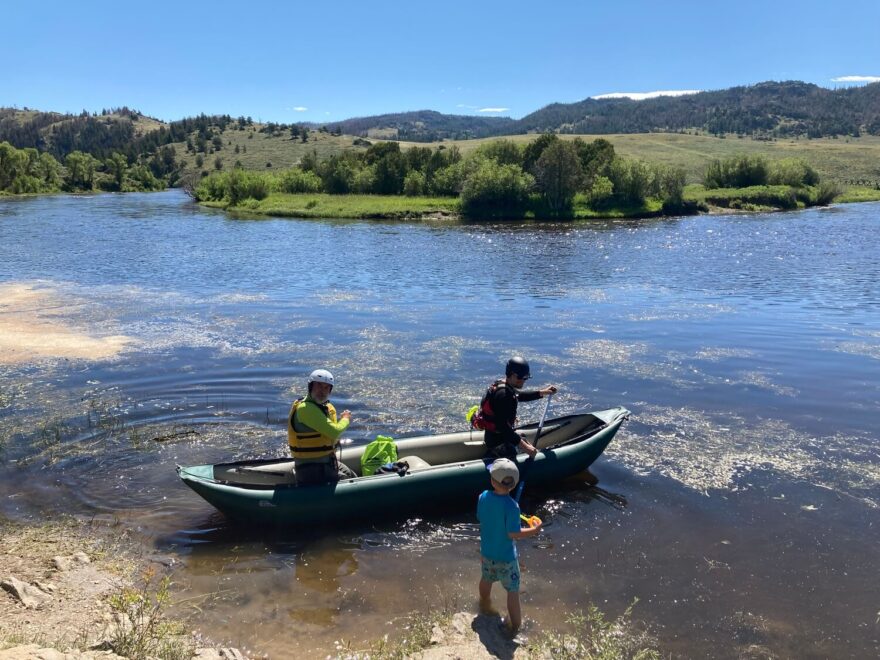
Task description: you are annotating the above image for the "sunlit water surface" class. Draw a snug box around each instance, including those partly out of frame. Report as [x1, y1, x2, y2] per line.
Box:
[1, 190, 878, 658]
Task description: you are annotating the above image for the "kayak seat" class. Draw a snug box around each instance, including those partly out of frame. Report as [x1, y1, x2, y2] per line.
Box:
[398, 455, 432, 471]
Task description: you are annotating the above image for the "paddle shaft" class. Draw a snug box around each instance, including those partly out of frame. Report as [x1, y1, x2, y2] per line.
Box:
[514, 392, 553, 503]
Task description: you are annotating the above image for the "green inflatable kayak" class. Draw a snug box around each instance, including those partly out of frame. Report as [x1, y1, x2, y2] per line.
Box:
[177, 406, 629, 526]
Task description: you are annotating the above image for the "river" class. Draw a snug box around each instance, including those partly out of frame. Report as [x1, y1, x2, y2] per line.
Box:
[1, 189, 878, 658]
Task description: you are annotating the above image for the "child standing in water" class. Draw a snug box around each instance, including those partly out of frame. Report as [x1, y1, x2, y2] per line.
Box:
[477, 458, 543, 635]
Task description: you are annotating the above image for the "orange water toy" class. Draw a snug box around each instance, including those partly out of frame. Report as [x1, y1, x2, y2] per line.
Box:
[520, 514, 542, 528]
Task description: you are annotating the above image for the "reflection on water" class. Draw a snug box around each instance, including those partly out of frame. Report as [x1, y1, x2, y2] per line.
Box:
[1, 191, 879, 657]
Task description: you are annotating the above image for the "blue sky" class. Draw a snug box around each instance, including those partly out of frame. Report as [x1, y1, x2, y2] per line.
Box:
[3, 0, 879, 123]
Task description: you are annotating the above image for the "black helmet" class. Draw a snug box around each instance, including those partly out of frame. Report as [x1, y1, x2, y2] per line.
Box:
[505, 356, 531, 379]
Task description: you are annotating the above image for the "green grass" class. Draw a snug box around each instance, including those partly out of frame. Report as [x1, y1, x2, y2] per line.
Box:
[836, 184, 880, 203]
[221, 192, 460, 219]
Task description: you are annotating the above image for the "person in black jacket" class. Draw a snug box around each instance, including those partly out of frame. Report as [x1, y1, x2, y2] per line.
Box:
[476, 357, 558, 460]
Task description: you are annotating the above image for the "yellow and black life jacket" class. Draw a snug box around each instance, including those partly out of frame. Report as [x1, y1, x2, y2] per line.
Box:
[287, 397, 338, 459]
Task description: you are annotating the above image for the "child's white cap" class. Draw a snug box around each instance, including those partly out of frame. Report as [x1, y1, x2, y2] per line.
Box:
[488, 458, 519, 488]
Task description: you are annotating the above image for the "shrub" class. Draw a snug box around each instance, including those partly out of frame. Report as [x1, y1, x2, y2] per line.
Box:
[587, 176, 614, 203]
[703, 185, 798, 209]
[194, 170, 269, 204]
[460, 160, 534, 218]
[430, 161, 469, 196]
[351, 165, 376, 194]
[527, 600, 659, 660]
[608, 158, 657, 205]
[403, 170, 426, 196]
[9, 174, 43, 194]
[813, 180, 842, 205]
[473, 139, 523, 167]
[275, 167, 322, 194]
[768, 158, 820, 187]
[704, 155, 769, 188]
[534, 140, 583, 215]
[107, 568, 193, 660]
[227, 169, 269, 205]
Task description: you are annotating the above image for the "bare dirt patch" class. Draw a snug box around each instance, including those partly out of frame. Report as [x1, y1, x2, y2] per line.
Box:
[0, 283, 131, 365]
[0, 519, 131, 652]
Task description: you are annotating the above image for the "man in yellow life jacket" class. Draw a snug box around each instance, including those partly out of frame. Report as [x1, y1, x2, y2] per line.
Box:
[288, 369, 355, 486]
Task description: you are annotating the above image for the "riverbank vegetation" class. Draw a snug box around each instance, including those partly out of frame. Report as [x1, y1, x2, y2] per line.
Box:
[0, 141, 165, 194]
[194, 138, 852, 220]
[194, 135, 694, 219]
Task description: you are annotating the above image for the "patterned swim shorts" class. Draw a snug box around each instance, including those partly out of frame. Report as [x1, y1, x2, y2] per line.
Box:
[480, 556, 520, 592]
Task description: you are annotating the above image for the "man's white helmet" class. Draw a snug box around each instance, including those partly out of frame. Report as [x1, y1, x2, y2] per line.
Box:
[308, 369, 334, 386]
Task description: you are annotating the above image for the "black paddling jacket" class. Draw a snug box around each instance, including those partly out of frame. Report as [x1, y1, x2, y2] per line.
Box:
[482, 381, 542, 450]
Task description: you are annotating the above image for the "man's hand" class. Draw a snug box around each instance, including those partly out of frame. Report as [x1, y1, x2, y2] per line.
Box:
[341, 410, 351, 421]
[518, 437, 537, 458]
[540, 385, 558, 397]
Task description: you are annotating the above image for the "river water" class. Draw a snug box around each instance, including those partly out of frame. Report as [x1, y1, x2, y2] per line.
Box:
[0, 190, 877, 658]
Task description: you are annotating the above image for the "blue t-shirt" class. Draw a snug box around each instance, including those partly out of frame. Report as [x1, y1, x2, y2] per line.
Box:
[477, 490, 521, 562]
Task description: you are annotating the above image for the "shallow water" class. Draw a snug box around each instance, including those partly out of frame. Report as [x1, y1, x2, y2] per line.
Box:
[1, 190, 878, 657]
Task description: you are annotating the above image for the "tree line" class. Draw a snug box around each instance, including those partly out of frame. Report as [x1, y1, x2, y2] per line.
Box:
[194, 135, 692, 217]
[0, 141, 164, 194]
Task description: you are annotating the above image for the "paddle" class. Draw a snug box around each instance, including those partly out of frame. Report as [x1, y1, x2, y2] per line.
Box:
[514, 392, 553, 503]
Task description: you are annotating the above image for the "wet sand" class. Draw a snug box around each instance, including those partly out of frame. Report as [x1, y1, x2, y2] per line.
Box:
[0, 283, 131, 365]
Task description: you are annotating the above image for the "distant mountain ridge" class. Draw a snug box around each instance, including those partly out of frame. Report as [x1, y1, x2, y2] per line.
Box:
[514, 81, 880, 137]
[322, 110, 515, 141]
[326, 81, 880, 141]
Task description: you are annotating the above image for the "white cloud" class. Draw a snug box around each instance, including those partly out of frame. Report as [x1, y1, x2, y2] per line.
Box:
[592, 90, 701, 101]
[831, 75, 880, 83]
[292, 106, 308, 112]
[478, 107, 509, 113]
[456, 103, 478, 109]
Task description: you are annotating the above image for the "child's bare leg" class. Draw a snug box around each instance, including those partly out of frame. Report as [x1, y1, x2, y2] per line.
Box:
[506, 590, 522, 632]
[479, 579, 497, 614]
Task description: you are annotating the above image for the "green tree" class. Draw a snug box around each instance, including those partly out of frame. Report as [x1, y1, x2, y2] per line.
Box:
[0, 142, 27, 190]
[474, 139, 523, 167]
[460, 160, 534, 218]
[36, 152, 60, 189]
[534, 141, 583, 215]
[403, 170, 426, 196]
[351, 165, 376, 194]
[522, 133, 560, 173]
[608, 157, 654, 205]
[768, 158, 820, 186]
[573, 138, 615, 189]
[105, 152, 128, 191]
[127, 164, 162, 191]
[320, 154, 357, 193]
[275, 167, 322, 193]
[365, 142, 406, 194]
[64, 151, 100, 191]
[704, 155, 769, 188]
